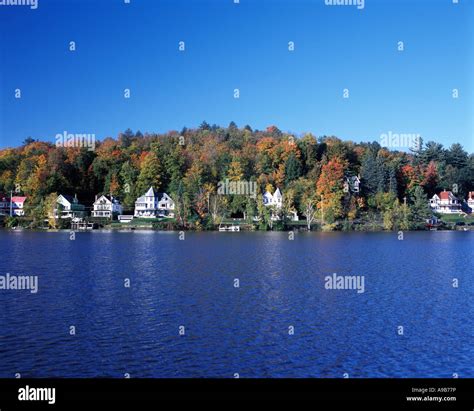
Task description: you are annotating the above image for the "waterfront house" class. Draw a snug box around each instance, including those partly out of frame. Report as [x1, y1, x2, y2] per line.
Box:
[54, 194, 86, 219]
[263, 188, 282, 221]
[134, 187, 175, 218]
[263, 188, 283, 208]
[0, 194, 26, 216]
[467, 192, 474, 212]
[10, 196, 26, 216]
[262, 188, 298, 221]
[429, 190, 462, 214]
[91, 195, 123, 219]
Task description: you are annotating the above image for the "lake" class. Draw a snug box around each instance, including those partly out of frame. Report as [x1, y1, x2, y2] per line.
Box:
[0, 230, 472, 378]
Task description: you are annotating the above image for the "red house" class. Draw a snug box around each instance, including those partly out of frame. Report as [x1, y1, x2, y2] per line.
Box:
[0, 195, 27, 216]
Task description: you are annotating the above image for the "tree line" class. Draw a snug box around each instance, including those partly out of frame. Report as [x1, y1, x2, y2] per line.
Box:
[0, 122, 472, 230]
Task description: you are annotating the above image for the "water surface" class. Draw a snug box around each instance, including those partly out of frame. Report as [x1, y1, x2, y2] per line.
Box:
[0, 230, 472, 378]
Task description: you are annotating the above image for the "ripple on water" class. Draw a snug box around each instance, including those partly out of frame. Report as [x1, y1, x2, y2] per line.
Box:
[0, 231, 472, 377]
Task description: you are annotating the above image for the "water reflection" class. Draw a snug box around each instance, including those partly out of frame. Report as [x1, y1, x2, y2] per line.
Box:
[0, 231, 472, 377]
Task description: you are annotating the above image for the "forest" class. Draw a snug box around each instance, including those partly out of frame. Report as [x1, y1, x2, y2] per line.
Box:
[0, 122, 473, 230]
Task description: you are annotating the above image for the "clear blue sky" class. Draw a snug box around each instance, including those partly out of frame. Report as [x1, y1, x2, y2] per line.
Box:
[0, 0, 473, 152]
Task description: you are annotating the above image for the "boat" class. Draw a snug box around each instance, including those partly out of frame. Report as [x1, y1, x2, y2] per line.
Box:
[71, 218, 95, 230]
[218, 224, 240, 232]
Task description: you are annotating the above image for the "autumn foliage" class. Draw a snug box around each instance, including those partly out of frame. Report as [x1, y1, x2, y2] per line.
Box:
[0, 124, 472, 230]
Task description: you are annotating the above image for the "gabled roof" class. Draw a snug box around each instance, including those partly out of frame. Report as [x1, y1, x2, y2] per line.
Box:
[144, 187, 156, 197]
[94, 195, 112, 204]
[439, 191, 456, 200]
[11, 196, 26, 203]
[156, 193, 171, 201]
[58, 194, 83, 205]
[0, 195, 27, 203]
[59, 194, 74, 204]
[136, 190, 172, 203]
[273, 188, 282, 198]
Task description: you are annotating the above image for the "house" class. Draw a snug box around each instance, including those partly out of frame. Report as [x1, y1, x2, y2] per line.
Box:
[10, 196, 26, 216]
[344, 175, 360, 194]
[429, 190, 462, 214]
[91, 195, 123, 219]
[134, 187, 175, 218]
[0, 194, 10, 216]
[263, 188, 282, 208]
[54, 194, 86, 219]
[0, 194, 27, 216]
[467, 192, 474, 211]
[262, 188, 298, 221]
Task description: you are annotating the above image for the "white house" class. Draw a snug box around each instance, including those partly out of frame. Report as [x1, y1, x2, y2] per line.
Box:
[91, 195, 123, 219]
[467, 192, 474, 211]
[134, 187, 175, 218]
[429, 190, 462, 214]
[54, 194, 86, 219]
[0, 195, 27, 216]
[262, 188, 298, 221]
[263, 188, 282, 208]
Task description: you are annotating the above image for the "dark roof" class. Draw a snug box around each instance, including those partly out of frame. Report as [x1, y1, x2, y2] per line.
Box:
[62, 194, 75, 203]
[97, 195, 121, 203]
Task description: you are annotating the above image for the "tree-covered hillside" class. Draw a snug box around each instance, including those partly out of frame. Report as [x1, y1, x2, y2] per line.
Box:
[0, 122, 472, 230]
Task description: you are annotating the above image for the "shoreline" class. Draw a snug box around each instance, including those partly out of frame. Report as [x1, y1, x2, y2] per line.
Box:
[3, 214, 473, 233]
[1, 226, 472, 233]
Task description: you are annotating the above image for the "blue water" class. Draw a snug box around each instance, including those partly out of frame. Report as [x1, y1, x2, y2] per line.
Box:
[0, 230, 472, 378]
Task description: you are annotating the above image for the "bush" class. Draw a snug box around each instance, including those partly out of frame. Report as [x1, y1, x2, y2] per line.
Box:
[5, 216, 18, 228]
